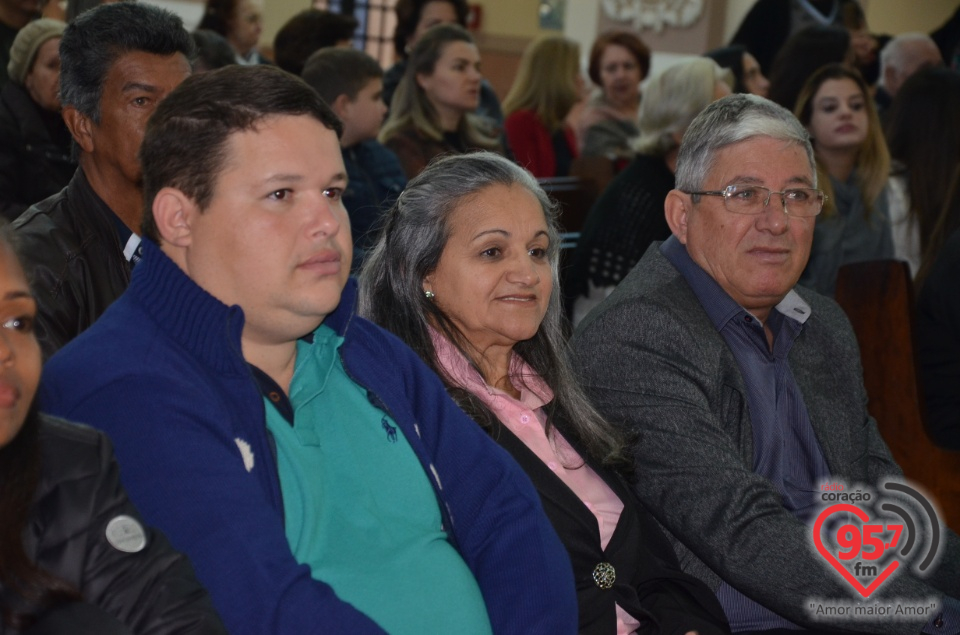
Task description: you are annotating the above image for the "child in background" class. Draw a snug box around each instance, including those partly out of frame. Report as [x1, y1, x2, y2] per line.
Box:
[301, 48, 406, 271]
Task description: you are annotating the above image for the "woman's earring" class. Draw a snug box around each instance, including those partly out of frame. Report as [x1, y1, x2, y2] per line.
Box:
[424, 290, 435, 299]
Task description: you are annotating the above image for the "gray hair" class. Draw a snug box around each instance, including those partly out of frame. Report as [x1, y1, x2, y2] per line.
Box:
[359, 151, 626, 467]
[674, 93, 816, 193]
[633, 57, 733, 156]
[879, 32, 939, 85]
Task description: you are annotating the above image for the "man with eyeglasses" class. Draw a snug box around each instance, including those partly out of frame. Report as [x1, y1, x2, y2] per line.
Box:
[571, 94, 960, 634]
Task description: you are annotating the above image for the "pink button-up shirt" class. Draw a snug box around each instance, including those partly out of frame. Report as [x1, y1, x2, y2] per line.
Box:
[432, 332, 641, 635]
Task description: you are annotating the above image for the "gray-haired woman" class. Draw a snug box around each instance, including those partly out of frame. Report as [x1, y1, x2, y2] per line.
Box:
[359, 151, 730, 635]
[567, 57, 731, 325]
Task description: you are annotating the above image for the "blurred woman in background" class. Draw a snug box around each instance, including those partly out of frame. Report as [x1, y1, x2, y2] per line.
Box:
[197, 0, 266, 64]
[916, 166, 960, 451]
[380, 23, 503, 179]
[795, 63, 892, 295]
[885, 66, 960, 278]
[577, 31, 649, 163]
[502, 35, 581, 178]
[703, 43, 769, 97]
[0, 19, 74, 220]
[384, 0, 502, 124]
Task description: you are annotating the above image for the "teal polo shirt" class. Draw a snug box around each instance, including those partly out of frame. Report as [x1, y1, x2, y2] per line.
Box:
[260, 325, 491, 635]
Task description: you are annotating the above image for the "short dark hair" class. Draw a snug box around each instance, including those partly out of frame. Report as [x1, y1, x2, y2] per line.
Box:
[140, 65, 342, 244]
[587, 30, 650, 87]
[704, 44, 748, 93]
[393, 0, 467, 59]
[191, 29, 236, 72]
[59, 2, 194, 122]
[273, 9, 358, 76]
[196, 0, 237, 37]
[301, 47, 383, 105]
[767, 25, 850, 110]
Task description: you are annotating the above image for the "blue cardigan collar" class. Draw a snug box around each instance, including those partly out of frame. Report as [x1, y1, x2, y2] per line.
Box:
[130, 240, 358, 375]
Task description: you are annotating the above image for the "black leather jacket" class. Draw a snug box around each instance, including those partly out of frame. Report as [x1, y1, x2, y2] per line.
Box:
[8, 416, 227, 634]
[12, 170, 131, 358]
[0, 82, 75, 221]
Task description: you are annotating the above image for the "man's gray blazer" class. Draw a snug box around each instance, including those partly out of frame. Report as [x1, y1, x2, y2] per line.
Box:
[571, 244, 960, 633]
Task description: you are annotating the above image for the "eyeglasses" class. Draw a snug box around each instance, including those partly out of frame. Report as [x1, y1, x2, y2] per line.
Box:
[683, 184, 826, 217]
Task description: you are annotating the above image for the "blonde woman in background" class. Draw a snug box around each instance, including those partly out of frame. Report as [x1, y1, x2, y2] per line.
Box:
[502, 35, 582, 178]
[794, 63, 892, 296]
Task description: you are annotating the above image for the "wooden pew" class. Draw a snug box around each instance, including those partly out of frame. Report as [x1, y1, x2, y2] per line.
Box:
[835, 260, 960, 532]
[537, 155, 614, 235]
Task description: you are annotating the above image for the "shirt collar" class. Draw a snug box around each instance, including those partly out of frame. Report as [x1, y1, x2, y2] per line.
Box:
[775, 289, 812, 324]
[111, 212, 132, 245]
[660, 234, 812, 331]
[290, 324, 342, 403]
[234, 50, 259, 65]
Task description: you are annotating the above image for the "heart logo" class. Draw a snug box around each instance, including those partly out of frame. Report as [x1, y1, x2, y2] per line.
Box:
[813, 503, 900, 598]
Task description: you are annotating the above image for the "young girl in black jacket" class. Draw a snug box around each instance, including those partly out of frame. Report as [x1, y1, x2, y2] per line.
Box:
[0, 223, 226, 635]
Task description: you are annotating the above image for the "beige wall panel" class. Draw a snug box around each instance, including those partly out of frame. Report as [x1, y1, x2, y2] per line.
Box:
[864, 0, 957, 36]
[724, 0, 959, 43]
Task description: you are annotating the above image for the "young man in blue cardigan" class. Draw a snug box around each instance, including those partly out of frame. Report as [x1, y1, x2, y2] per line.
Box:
[40, 65, 576, 635]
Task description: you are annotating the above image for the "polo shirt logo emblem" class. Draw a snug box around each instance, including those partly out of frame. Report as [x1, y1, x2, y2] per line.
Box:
[381, 417, 397, 443]
[235, 437, 255, 472]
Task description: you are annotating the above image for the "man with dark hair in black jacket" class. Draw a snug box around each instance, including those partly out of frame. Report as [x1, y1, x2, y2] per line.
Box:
[12, 2, 192, 358]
